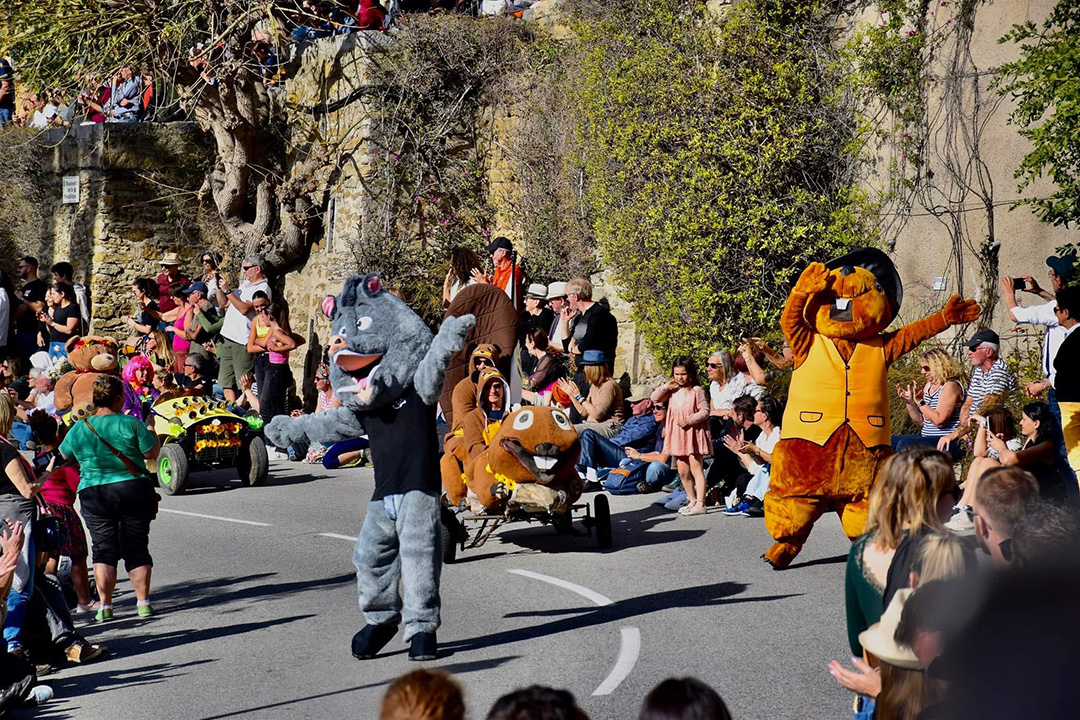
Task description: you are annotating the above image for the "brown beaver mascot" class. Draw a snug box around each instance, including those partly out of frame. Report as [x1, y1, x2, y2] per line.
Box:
[763, 248, 979, 569]
[467, 406, 583, 514]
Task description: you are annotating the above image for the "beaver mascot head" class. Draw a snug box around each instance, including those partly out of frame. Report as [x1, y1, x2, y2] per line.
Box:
[804, 248, 904, 340]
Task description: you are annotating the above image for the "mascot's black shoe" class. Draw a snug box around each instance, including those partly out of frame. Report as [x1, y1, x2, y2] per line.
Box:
[408, 632, 438, 661]
[352, 624, 399, 659]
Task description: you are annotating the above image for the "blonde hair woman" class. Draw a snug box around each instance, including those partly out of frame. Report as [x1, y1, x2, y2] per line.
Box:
[829, 450, 958, 715]
[893, 348, 966, 460]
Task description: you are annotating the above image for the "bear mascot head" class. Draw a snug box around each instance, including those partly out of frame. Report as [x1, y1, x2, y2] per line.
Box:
[53, 336, 121, 424]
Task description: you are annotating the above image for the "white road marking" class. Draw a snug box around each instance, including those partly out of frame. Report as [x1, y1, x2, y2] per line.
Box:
[158, 509, 272, 527]
[592, 628, 641, 696]
[507, 569, 640, 696]
[318, 533, 358, 542]
[507, 569, 613, 607]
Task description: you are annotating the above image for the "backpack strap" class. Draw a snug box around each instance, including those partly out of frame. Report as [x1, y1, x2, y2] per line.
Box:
[84, 418, 145, 479]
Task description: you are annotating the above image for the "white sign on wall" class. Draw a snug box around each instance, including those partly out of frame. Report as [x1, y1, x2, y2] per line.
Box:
[62, 176, 80, 204]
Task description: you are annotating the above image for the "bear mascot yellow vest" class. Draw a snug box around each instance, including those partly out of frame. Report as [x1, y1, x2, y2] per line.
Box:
[763, 248, 979, 569]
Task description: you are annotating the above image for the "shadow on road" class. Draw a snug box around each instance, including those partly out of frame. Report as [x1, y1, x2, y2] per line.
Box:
[143, 572, 355, 614]
[445, 581, 800, 654]
[489, 501, 706, 558]
[784, 554, 848, 570]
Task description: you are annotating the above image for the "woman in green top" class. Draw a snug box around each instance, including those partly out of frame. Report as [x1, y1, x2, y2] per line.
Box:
[829, 448, 957, 716]
[60, 375, 161, 622]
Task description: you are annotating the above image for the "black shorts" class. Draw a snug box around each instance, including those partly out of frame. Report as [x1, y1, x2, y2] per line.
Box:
[78, 479, 156, 571]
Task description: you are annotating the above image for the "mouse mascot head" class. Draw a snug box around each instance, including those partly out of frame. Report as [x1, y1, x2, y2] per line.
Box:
[763, 247, 979, 570]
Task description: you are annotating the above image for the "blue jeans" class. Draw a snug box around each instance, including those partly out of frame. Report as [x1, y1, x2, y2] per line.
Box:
[0, 107, 11, 127]
[352, 490, 441, 640]
[2, 518, 34, 650]
[644, 460, 675, 488]
[891, 433, 962, 463]
[578, 429, 626, 472]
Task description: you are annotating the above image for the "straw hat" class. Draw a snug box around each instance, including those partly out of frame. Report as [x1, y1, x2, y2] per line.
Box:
[526, 283, 548, 299]
[859, 589, 922, 670]
[159, 252, 183, 266]
[547, 281, 567, 300]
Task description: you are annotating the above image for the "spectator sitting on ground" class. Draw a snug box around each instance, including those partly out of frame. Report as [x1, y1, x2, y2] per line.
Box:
[379, 668, 464, 720]
[703, 394, 760, 505]
[144, 330, 174, 375]
[356, 0, 389, 30]
[104, 67, 141, 122]
[723, 395, 783, 517]
[969, 466, 1038, 567]
[486, 685, 590, 720]
[638, 677, 733, 720]
[576, 393, 673, 492]
[558, 350, 625, 439]
[301, 364, 340, 464]
[76, 73, 110, 124]
[893, 347, 966, 460]
[176, 354, 211, 396]
[937, 328, 1017, 451]
[520, 283, 554, 375]
[952, 408, 1019, 521]
[520, 328, 564, 402]
[50, 262, 90, 329]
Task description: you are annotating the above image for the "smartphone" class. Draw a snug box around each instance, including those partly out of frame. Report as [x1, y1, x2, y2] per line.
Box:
[1011, 277, 1029, 291]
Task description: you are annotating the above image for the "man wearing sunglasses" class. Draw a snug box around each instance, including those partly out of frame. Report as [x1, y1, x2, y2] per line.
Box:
[215, 254, 271, 403]
[576, 395, 674, 493]
[970, 466, 1038, 566]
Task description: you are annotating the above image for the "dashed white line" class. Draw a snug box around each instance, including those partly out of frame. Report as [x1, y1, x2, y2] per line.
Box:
[592, 628, 641, 696]
[507, 569, 640, 696]
[157, 508, 273, 527]
[318, 532, 359, 542]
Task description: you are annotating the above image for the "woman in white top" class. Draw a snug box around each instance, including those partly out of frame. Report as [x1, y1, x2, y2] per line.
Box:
[709, 350, 764, 421]
[724, 395, 783, 514]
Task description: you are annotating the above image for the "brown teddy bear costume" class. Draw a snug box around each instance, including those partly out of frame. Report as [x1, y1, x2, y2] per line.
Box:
[52, 337, 122, 424]
[763, 248, 979, 569]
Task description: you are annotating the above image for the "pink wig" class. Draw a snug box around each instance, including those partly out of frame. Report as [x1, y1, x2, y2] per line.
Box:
[122, 355, 155, 386]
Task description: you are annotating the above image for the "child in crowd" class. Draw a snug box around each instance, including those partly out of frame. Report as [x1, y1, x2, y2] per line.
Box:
[651, 356, 712, 516]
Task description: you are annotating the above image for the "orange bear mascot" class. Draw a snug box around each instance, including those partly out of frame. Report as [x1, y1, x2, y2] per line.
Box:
[763, 248, 979, 569]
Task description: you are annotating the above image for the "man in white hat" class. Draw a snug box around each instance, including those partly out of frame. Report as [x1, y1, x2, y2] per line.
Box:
[546, 281, 568, 351]
[156, 252, 191, 314]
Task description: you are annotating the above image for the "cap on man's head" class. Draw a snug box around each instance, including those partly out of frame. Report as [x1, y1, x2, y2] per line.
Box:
[1046, 252, 1077, 283]
[184, 281, 209, 295]
[526, 283, 547, 299]
[963, 328, 1000, 348]
[485, 236, 513, 255]
[547, 281, 567, 300]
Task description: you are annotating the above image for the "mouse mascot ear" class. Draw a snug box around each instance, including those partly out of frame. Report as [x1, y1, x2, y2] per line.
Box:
[826, 247, 903, 316]
[321, 295, 337, 319]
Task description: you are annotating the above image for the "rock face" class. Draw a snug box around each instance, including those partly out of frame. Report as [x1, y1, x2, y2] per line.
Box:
[30, 122, 211, 336]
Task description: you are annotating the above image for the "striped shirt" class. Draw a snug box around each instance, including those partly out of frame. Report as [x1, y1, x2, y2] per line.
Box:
[967, 358, 1016, 413]
[921, 380, 964, 438]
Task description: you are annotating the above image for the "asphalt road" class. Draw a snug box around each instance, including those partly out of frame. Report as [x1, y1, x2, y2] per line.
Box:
[19, 459, 855, 720]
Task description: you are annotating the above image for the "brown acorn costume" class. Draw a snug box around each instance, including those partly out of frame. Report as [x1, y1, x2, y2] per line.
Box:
[763, 248, 979, 569]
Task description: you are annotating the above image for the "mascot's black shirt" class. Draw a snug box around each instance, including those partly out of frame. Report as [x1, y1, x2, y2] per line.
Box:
[358, 387, 440, 500]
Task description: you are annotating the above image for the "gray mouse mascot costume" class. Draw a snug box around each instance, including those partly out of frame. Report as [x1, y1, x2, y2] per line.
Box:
[266, 274, 474, 661]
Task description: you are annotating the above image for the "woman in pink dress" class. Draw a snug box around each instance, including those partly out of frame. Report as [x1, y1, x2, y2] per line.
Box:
[652, 356, 712, 516]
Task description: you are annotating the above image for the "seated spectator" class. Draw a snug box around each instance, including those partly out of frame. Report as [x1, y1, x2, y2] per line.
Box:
[577, 394, 673, 491]
[252, 42, 283, 87]
[638, 677, 732, 720]
[937, 328, 1017, 451]
[301, 364, 340, 463]
[558, 350, 624, 439]
[955, 408, 1018, 512]
[893, 347, 965, 460]
[76, 73, 110, 124]
[977, 402, 1061, 502]
[121, 355, 159, 421]
[104, 67, 141, 122]
[969, 466, 1038, 566]
[722, 395, 783, 517]
[0, 358, 29, 401]
[705, 350, 737, 429]
[486, 686, 590, 720]
[520, 328, 564, 402]
[144, 330, 174, 374]
[176, 354, 211, 396]
[703, 395, 760, 504]
[20, 372, 55, 420]
[291, 1, 335, 43]
[379, 668, 464, 720]
[138, 69, 156, 121]
[356, 0, 389, 30]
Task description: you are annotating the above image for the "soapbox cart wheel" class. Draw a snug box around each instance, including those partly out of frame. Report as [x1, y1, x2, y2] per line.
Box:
[156, 444, 189, 496]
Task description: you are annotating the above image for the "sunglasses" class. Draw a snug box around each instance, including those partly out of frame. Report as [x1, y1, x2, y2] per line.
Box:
[653, 404, 667, 410]
[242, 265, 255, 271]
[184, 364, 197, 369]
[475, 359, 495, 367]
[706, 362, 721, 368]
[920, 365, 931, 371]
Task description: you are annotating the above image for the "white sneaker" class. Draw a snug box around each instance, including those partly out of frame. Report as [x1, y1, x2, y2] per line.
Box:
[268, 448, 289, 461]
[26, 685, 53, 706]
[945, 508, 975, 534]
